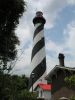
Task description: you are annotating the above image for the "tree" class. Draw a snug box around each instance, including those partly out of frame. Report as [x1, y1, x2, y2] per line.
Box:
[0, 73, 37, 100]
[64, 74, 75, 87]
[0, 74, 29, 100]
[17, 90, 37, 100]
[64, 74, 75, 100]
[0, 0, 25, 72]
[0, 0, 26, 100]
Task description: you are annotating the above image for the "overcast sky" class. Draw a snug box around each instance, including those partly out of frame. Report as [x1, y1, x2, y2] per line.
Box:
[11, 0, 75, 77]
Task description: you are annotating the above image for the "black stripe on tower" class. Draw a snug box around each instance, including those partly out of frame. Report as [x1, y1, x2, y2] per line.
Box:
[33, 24, 44, 39]
[29, 57, 46, 90]
[31, 37, 45, 61]
[29, 11, 46, 91]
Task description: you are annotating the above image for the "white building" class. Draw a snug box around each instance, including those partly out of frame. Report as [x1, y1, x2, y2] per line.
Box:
[35, 83, 51, 100]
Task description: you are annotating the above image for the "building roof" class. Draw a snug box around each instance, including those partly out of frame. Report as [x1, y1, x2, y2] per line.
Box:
[46, 65, 75, 79]
[38, 83, 51, 91]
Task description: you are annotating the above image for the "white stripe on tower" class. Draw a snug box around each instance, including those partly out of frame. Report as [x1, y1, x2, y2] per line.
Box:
[29, 11, 47, 92]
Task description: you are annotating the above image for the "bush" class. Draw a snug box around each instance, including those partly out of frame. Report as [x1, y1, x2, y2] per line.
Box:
[70, 96, 75, 100]
[17, 90, 37, 100]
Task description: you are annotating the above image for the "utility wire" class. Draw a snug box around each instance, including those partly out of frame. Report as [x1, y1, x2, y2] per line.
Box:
[10, 45, 27, 74]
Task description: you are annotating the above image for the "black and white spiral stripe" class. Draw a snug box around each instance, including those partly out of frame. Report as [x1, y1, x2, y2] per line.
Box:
[29, 23, 47, 91]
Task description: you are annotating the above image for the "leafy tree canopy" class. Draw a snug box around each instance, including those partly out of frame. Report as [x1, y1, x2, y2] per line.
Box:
[64, 74, 75, 87]
[0, 0, 25, 71]
[0, 74, 29, 100]
[64, 75, 75, 100]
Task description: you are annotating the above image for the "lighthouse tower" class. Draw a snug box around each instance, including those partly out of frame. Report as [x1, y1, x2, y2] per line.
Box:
[29, 11, 47, 91]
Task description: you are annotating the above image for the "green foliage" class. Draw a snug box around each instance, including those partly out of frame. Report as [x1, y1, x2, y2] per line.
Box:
[65, 75, 75, 99]
[70, 96, 75, 100]
[11, 75, 29, 91]
[64, 74, 75, 87]
[0, 74, 29, 100]
[0, 0, 25, 71]
[0, 74, 37, 100]
[17, 90, 37, 100]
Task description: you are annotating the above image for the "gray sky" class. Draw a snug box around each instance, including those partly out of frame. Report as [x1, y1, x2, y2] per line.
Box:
[11, 0, 75, 76]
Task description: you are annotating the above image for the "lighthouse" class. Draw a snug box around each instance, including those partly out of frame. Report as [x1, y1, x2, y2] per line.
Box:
[29, 11, 47, 92]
